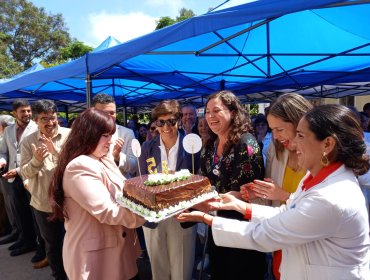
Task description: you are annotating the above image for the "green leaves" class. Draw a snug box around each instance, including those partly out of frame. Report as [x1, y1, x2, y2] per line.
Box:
[155, 8, 195, 30]
[0, 0, 71, 75]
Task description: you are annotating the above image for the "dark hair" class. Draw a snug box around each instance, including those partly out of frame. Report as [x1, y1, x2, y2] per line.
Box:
[253, 114, 270, 129]
[205, 90, 252, 155]
[363, 102, 370, 112]
[152, 100, 182, 121]
[269, 93, 313, 159]
[12, 99, 30, 111]
[31, 100, 57, 119]
[49, 108, 116, 221]
[92, 93, 115, 106]
[304, 104, 369, 176]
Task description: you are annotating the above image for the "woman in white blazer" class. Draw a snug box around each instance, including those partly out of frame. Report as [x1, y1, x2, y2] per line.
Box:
[49, 108, 145, 280]
[178, 104, 370, 280]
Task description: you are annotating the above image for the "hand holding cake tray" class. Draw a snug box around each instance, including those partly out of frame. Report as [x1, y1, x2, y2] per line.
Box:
[117, 135, 218, 222]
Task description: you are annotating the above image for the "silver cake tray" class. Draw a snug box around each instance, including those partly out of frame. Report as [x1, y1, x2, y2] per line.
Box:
[116, 190, 218, 222]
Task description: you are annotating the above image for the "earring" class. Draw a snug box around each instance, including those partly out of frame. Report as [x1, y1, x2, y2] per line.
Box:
[320, 152, 329, 167]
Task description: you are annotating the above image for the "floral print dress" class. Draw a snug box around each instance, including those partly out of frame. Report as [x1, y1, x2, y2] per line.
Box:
[200, 132, 267, 280]
[200, 132, 264, 195]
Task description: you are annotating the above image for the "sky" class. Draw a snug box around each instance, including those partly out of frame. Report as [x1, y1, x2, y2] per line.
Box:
[29, 0, 247, 48]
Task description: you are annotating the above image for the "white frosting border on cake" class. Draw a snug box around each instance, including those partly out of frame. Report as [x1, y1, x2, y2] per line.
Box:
[145, 169, 191, 186]
[116, 190, 218, 222]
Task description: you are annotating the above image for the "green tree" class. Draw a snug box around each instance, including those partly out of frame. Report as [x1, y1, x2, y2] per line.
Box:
[248, 104, 259, 117]
[0, 32, 22, 78]
[60, 39, 93, 61]
[40, 40, 93, 68]
[155, 8, 195, 30]
[0, 0, 71, 69]
[176, 8, 195, 22]
[155, 16, 176, 30]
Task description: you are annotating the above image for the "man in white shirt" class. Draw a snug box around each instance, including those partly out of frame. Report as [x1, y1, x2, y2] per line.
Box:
[92, 94, 137, 177]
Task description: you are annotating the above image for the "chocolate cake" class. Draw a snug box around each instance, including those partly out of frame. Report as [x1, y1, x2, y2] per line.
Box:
[123, 172, 212, 212]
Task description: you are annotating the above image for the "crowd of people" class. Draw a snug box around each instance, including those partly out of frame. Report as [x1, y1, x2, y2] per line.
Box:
[0, 92, 368, 280]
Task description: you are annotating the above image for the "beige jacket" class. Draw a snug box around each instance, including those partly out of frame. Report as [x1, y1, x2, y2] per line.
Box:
[265, 143, 289, 207]
[62, 155, 143, 280]
[20, 127, 70, 212]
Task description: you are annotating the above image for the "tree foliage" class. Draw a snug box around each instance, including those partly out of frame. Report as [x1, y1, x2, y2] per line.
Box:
[176, 8, 195, 22]
[0, 0, 71, 70]
[155, 8, 195, 30]
[155, 16, 176, 30]
[60, 39, 93, 61]
[0, 32, 22, 78]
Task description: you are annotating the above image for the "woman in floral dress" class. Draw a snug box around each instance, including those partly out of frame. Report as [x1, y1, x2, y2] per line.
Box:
[200, 90, 267, 279]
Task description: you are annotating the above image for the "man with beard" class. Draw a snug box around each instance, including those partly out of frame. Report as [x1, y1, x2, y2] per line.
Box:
[20, 100, 69, 280]
[0, 100, 37, 257]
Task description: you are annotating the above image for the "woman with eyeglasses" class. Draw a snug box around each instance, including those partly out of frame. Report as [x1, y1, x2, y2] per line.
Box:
[198, 90, 267, 279]
[138, 100, 199, 280]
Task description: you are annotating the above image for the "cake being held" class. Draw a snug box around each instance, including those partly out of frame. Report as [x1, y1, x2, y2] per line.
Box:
[121, 169, 214, 216]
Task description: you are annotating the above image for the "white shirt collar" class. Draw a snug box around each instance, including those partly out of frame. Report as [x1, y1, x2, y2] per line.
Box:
[159, 133, 180, 172]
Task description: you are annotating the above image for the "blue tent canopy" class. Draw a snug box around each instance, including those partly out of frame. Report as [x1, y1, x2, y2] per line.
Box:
[1, 0, 369, 112]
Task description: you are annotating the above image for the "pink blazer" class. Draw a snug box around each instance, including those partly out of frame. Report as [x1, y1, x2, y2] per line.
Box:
[62, 155, 144, 280]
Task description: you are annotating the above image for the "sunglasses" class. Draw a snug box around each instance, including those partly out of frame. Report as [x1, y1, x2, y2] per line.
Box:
[155, 118, 178, 127]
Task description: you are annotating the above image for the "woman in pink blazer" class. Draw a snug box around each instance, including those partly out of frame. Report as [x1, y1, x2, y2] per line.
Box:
[49, 108, 145, 280]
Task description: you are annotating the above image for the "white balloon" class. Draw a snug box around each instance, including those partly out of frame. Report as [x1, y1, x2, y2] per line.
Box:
[131, 139, 141, 157]
[183, 133, 202, 154]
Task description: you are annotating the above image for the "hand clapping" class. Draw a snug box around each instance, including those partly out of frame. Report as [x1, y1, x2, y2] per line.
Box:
[40, 133, 57, 154]
[31, 143, 49, 162]
[113, 137, 124, 162]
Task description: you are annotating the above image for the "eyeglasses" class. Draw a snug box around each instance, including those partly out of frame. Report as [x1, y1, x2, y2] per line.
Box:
[39, 116, 58, 124]
[155, 118, 178, 127]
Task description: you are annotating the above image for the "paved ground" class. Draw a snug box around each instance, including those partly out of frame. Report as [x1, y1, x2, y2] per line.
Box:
[0, 240, 208, 280]
[0, 243, 51, 280]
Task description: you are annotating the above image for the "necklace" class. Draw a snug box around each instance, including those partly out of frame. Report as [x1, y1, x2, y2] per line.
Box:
[212, 141, 223, 176]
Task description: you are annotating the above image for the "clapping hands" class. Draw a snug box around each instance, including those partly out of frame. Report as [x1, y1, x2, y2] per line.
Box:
[113, 137, 124, 163]
[244, 178, 289, 202]
[31, 143, 49, 162]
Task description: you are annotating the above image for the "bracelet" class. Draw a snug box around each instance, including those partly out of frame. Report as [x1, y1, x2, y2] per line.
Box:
[202, 213, 207, 223]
